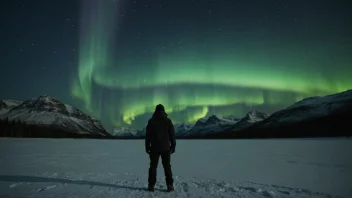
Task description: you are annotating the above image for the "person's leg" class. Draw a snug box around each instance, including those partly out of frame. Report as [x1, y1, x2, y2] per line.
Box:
[161, 152, 174, 187]
[148, 152, 160, 187]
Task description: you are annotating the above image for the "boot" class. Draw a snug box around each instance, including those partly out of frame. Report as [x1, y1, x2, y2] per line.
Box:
[148, 184, 154, 192]
[167, 185, 174, 192]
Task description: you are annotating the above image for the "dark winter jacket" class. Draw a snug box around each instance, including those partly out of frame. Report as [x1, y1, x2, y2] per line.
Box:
[145, 111, 176, 153]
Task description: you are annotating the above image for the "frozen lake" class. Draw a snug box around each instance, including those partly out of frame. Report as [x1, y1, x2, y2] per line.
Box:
[0, 138, 351, 198]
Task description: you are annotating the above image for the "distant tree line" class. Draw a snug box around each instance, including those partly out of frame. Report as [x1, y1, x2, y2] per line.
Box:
[0, 117, 110, 139]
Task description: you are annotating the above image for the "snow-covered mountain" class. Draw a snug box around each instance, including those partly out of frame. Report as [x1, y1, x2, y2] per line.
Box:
[228, 111, 269, 132]
[213, 89, 352, 138]
[2, 100, 22, 107]
[0, 95, 110, 137]
[174, 123, 194, 137]
[186, 115, 241, 137]
[0, 101, 6, 109]
[111, 127, 139, 137]
[113, 90, 352, 139]
[259, 89, 352, 128]
[112, 112, 266, 138]
[133, 128, 146, 138]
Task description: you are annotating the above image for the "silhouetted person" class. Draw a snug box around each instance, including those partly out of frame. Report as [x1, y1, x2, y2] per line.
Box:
[145, 104, 176, 192]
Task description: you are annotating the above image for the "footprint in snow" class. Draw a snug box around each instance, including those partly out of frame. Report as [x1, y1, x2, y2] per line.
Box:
[239, 186, 258, 193]
[277, 190, 291, 195]
[37, 185, 57, 192]
[181, 182, 189, 192]
[261, 190, 277, 198]
[9, 183, 22, 188]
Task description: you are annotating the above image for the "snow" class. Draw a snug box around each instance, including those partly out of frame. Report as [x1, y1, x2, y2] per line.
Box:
[64, 104, 75, 114]
[174, 123, 194, 137]
[227, 111, 269, 132]
[0, 138, 350, 198]
[243, 111, 269, 123]
[2, 100, 22, 107]
[0, 100, 22, 114]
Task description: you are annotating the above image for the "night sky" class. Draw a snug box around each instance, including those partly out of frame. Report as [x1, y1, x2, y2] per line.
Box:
[1, 0, 351, 129]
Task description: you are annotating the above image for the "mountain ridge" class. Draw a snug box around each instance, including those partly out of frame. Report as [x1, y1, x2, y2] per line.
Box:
[2, 89, 351, 139]
[113, 89, 352, 139]
[0, 95, 111, 138]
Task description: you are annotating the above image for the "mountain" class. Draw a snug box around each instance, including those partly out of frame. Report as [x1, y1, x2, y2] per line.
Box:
[260, 90, 352, 127]
[112, 127, 138, 137]
[134, 127, 146, 138]
[0, 95, 111, 138]
[111, 113, 264, 138]
[112, 90, 352, 139]
[0, 101, 7, 109]
[228, 111, 269, 132]
[210, 89, 352, 138]
[174, 123, 194, 137]
[2, 100, 22, 107]
[185, 115, 241, 137]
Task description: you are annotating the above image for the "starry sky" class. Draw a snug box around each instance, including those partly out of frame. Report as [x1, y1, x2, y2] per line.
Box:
[1, 0, 351, 129]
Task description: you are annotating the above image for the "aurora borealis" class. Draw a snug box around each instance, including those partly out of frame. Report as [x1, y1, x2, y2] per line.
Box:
[2, 0, 352, 129]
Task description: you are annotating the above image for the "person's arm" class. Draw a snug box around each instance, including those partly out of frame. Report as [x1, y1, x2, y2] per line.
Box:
[145, 120, 152, 153]
[168, 119, 176, 151]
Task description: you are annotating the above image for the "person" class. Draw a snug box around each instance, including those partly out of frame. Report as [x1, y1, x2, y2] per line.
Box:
[145, 104, 176, 192]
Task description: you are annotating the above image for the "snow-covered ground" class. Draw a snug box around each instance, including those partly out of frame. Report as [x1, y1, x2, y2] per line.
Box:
[0, 138, 351, 198]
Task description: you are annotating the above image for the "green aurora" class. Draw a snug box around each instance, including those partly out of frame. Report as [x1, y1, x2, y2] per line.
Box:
[71, 0, 352, 129]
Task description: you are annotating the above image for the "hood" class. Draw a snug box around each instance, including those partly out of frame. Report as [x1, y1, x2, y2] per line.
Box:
[152, 111, 168, 119]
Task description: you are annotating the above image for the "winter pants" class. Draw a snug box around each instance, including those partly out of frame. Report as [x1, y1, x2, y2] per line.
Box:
[148, 152, 173, 186]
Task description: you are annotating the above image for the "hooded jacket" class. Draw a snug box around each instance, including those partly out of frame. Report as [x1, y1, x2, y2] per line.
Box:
[145, 110, 176, 153]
